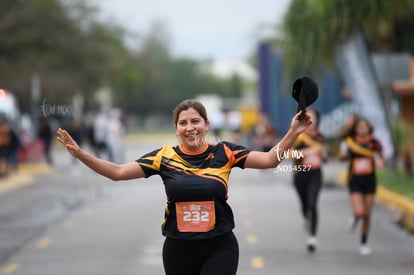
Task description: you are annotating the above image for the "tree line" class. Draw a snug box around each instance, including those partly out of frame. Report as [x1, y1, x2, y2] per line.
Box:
[0, 0, 244, 118]
[2, 0, 414, 121]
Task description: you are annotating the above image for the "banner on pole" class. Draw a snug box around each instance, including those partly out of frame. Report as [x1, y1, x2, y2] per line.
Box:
[335, 32, 394, 159]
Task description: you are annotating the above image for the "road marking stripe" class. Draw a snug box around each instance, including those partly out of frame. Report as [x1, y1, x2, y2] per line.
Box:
[243, 218, 252, 227]
[246, 234, 257, 244]
[0, 163, 52, 196]
[0, 174, 33, 195]
[251, 257, 265, 269]
[36, 238, 52, 249]
[18, 163, 52, 174]
[0, 263, 20, 274]
[62, 220, 74, 230]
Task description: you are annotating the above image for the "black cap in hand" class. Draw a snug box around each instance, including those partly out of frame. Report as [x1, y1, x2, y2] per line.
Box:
[292, 76, 318, 120]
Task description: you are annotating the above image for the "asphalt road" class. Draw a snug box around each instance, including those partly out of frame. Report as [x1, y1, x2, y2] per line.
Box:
[0, 140, 413, 275]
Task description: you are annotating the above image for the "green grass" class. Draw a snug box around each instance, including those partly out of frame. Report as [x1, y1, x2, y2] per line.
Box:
[377, 169, 414, 201]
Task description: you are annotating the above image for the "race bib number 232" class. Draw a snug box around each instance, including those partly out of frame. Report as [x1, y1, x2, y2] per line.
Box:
[175, 201, 215, 232]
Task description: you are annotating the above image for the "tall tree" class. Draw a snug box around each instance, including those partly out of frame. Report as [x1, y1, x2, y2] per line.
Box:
[281, 0, 414, 160]
[0, 0, 254, 120]
[282, 0, 414, 74]
[0, 0, 136, 113]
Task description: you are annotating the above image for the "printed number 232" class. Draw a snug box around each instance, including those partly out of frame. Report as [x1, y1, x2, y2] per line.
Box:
[183, 211, 209, 222]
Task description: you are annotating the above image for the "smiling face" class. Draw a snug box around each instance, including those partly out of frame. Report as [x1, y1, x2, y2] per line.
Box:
[355, 119, 371, 137]
[175, 107, 209, 151]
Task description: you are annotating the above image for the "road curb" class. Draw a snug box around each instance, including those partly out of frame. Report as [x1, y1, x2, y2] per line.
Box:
[376, 186, 414, 233]
[0, 163, 52, 196]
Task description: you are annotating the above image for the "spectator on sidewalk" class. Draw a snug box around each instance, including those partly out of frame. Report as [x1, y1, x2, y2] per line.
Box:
[92, 110, 108, 159]
[67, 116, 84, 175]
[0, 116, 11, 176]
[106, 108, 125, 164]
[0, 115, 21, 176]
[38, 117, 53, 164]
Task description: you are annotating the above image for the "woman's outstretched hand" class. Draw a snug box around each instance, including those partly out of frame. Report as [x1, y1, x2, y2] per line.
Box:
[290, 111, 312, 135]
[56, 128, 81, 157]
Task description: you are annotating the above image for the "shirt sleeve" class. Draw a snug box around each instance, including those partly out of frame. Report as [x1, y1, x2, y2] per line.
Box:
[135, 147, 164, 177]
[317, 133, 325, 144]
[373, 138, 383, 154]
[222, 141, 251, 168]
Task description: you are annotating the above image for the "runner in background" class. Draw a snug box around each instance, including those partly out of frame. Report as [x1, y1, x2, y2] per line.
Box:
[252, 113, 278, 152]
[292, 108, 325, 253]
[338, 116, 385, 256]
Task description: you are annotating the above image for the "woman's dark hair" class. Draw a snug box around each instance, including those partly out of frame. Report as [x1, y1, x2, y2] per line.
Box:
[307, 108, 321, 128]
[173, 99, 208, 125]
[348, 117, 374, 137]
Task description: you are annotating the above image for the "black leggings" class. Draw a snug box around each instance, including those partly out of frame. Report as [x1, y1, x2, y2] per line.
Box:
[293, 169, 322, 236]
[162, 231, 239, 275]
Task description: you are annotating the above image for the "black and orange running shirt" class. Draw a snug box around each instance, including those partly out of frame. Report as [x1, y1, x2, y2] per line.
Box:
[345, 135, 382, 176]
[136, 141, 250, 240]
[293, 132, 324, 171]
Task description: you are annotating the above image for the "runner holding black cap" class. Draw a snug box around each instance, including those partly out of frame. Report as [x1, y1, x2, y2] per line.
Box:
[291, 77, 323, 252]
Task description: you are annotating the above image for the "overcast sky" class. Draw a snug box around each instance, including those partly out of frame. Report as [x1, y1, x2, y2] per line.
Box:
[89, 0, 291, 62]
